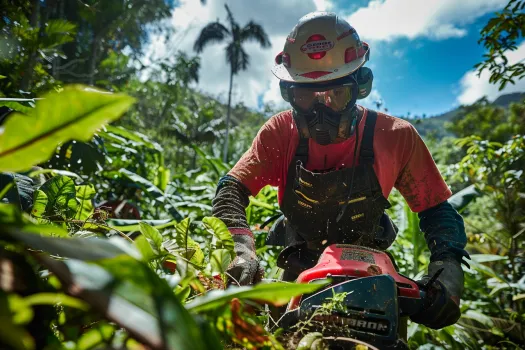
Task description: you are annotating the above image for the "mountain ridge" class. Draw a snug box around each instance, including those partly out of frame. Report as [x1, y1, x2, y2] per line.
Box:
[410, 92, 525, 139]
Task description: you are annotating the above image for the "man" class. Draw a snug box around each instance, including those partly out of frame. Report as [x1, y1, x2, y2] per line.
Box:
[212, 12, 469, 330]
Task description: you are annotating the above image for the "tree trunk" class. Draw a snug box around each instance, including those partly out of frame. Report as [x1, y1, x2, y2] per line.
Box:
[20, 0, 41, 92]
[53, 0, 65, 79]
[88, 35, 99, 85]
[222, 68, 234, 163]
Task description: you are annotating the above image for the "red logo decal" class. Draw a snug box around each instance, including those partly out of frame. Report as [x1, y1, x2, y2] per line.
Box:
[300, 34, 334, 59]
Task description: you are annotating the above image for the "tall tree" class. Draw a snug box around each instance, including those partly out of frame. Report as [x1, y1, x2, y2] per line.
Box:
[193, 4, 270, 162]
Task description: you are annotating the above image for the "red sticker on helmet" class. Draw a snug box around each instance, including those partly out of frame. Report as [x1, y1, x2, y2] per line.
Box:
[300, 34, 334, 59]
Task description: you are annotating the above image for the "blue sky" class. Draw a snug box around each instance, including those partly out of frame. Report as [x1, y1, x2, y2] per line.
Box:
[145, 0, 525, 118]
[368, 14, 494, 117]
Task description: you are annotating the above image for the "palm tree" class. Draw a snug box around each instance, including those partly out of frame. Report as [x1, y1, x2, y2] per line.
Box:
[194, 4, 270, 162]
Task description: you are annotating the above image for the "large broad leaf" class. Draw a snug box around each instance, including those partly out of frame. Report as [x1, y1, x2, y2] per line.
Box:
[0, 85, 135, 172]
[134, 235, 157, 261]
[210, 248, 231, 275]
[39, 175, 78, 218]
[31, 190, 48, 218]
[139, 222, 163, 253]
[173, 218, 204, 267]
[449, 185, 482, 212]
[75, 184, 95, 220]
[186, 280, 328, 312]
[6, 229, 219, 350]
[202, 216, 234, 256]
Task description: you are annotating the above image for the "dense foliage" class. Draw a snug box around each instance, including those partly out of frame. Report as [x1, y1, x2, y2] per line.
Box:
[0, 1, 524, 349]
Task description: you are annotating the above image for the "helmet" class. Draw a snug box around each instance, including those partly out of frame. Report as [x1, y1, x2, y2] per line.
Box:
[272, 12, 373, 145]
[272, 12, 370, 84]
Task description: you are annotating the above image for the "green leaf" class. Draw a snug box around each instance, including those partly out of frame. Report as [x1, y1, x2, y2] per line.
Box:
[175, 285, 192, 302]
[28, 168, 82, 179]
[0, 101, 34, 114]
[118, 169, 182, 221]
[107, 218, 175, 232]
[39, 175, 78, 218]
[75, 184, 96, 200]
[186, 280, 328, 312]
[512, 293, 525, 301]
[462, 310, 494, 327]
[470, 254, 508, 263]
[8, 295, 34, 325]
[23, 293, 89, 310]
[0, 181, 15, 200]
[174, 218, 204, 267]
[0, 203, 68, 237]
[118, 168, 164, 199]
[134, 235, 157, 261]
[139, 222, 163, 252]
[202, 216, 234, 255]
[469, 259, 508, 282]
[76, 323, 115, 350]
[210, 248, 231, 275]
[75, 185, 95, 220]
[4, 228, 140, 260]
[30, 189, 48, 218]
[0, 291, 34, 350]
[249, 196, 277, 210]
[0, 85, 135, 172]
[104, 125, 162, 151]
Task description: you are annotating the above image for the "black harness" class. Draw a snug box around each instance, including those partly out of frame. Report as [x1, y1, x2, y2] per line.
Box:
[267, 109, 397, 274]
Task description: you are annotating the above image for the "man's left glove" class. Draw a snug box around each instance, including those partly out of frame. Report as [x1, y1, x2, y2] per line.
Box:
[410, 259, 464, 329]
[226, 233, 264, 286]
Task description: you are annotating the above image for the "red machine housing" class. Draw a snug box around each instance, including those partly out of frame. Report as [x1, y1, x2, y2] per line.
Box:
[288, 244, 420, 310]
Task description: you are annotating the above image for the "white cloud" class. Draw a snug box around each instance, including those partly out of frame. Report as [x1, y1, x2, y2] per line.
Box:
[359, 89, 384, 110]
[313, 0, 333, 11]
[457, 41, 525, 105]
[142, 0, 328, 110]
[347, 0, 506, 42]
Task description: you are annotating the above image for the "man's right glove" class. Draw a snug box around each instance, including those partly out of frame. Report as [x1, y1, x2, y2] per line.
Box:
[226, 232, 264, 286]
[410, 259, 464, 329]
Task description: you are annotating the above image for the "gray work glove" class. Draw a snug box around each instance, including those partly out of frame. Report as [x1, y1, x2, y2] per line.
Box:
[411, 259, 464, 329]
[226, 233, 264, 286]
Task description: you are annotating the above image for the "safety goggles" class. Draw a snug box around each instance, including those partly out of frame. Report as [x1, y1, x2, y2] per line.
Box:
[280, 74, 358, 113]
[291, 85, 354, 112]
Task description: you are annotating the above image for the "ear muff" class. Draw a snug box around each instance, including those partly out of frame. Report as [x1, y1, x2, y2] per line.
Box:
[355, 66, 373, 100]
